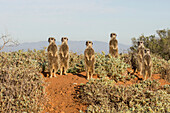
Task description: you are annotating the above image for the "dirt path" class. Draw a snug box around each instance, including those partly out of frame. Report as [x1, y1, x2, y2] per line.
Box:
[42, 72, 87, 113]
[41, 70, 169, 113]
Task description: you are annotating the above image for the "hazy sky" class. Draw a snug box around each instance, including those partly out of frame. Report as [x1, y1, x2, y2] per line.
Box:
[0, 0, 169, 45]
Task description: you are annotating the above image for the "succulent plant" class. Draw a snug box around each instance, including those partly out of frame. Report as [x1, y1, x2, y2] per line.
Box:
[76, 78, 170, 113]
[95, 52, 130, 82]
[0, 50, 46, 112]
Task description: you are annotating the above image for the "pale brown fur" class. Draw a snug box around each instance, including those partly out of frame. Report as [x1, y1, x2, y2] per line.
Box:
[137, 41, 145, 75]
[59, 37, 69, 75]
[142, 49, 152, 80]
[84, 41, 95, 80]
[109, 33, 118, 58]
[47, 37, 59, 78]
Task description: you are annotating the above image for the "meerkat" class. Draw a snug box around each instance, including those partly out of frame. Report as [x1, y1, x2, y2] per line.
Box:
[142, 49, 152, 80]
[47, 37, 59, 78]
[109, 33, 118, 58]
[84, 41, 95, 80]
[59, 37, 69, 75]
[137, 41, 145, 75]
[131, 52, 138, 73]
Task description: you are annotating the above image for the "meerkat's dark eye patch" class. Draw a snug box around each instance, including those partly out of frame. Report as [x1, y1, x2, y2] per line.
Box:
[64, 38, 68, 40]
[86, 41, 90, 46]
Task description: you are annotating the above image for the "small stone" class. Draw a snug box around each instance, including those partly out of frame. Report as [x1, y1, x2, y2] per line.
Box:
[73, 83, 77, 85]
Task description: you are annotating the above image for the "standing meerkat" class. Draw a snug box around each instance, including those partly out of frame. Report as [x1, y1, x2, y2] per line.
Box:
[47, 37, 59, 78]
[109, 33, 118, 58]
[137, 41, 145, 75]
[142, 49, 152, 80]
[84, 41, 95, 80]
[131, 52, 138, 73]
[59, 37, 69, 75]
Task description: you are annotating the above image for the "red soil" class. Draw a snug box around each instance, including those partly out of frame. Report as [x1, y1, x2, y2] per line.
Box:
[41, 69, 169, 113]
[41, 72, 87, 113]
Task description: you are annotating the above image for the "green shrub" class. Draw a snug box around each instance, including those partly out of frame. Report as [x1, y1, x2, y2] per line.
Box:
[77, 78, 170, 113]
[67, 52, 85, 74]
[95, 52, 130, 82]
[130, 29, 170, 60]
[0, 51, 45, 112]
[152, 55, 170, 82]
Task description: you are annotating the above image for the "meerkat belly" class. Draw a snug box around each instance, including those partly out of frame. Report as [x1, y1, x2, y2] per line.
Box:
[86, 59, 93, 66]
[146, 56, 151, 65]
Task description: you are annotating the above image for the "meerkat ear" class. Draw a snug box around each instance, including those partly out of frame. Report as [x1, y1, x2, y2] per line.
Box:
[61, 37, 63, 42]
[67, 38, 68, 41]
[48, 38, 51, 43]
[54, 38, 56, 41]
[92, 42, 93, 45]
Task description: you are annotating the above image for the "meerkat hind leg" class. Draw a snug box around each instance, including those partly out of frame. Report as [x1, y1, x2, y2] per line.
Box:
[60, 67, 63, 75]
[148, 69, 152, 80]
[63, 66, 68, 75]
[50, 69, 53, 78]
[90, 71, 93, 79]
[64, 69, 67, 75]
[143, 70, 146, 81]
[54, 69, 57, 77]
[86, 70, 89, 80]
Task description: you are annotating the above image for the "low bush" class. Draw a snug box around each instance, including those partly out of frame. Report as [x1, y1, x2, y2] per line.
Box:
[0, 51, 45, 112]
[67, 52, 85, 74]
[95, 52, 130, 82]
[152, 56, 170, 82]
[77, 78, 170, 113]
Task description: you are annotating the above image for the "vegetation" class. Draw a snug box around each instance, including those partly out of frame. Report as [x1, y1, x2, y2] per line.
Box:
[0, 51, 45, 112]
[130, 29, 170, 60]
[95, 52, 130, 82]
[152, 55, 170, 82]
[67, 52, 85, 74]
[77, 78, 170, 113]
[0, 29, 169, 112]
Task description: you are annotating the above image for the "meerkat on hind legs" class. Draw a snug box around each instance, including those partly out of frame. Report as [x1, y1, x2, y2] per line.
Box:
[137, 41, 145, 75]
[142, 49, 152, 81]
[47, 37, 59, 78]
[84, 41, 95, 80]
[109, 33, 118, 58]
[59, 37, 69, 75]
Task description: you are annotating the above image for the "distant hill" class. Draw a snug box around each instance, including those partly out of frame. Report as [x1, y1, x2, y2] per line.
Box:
[1, 41, 130, 54]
